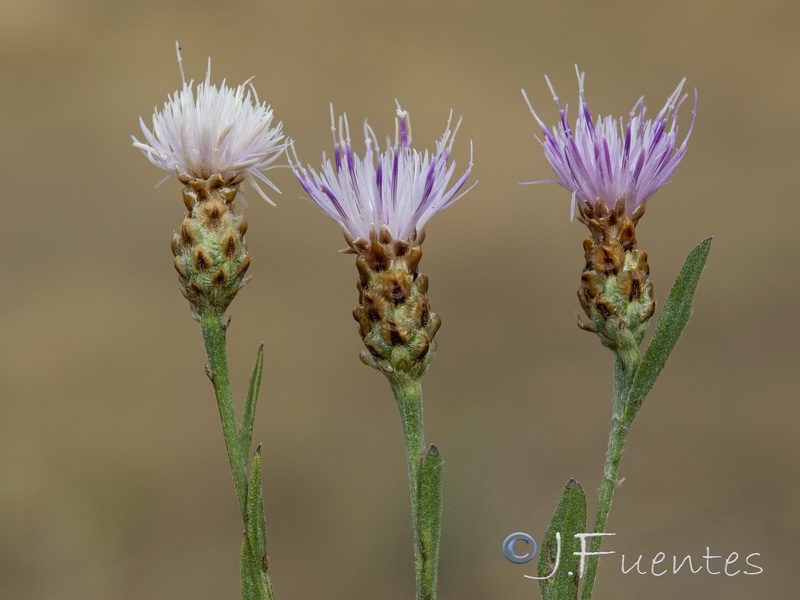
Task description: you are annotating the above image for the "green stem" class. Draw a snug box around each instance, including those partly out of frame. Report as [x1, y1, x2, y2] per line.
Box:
[580, 351, 638, 600]
[201, 314, 249, 519]
[201, 314, 275, 600]
[388, 373, 437, 600]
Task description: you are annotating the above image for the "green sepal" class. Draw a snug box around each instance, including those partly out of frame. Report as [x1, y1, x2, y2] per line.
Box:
[240, 344, 264, 461]
[418, 445, 443, 598]
[537, 479, 587, 600]
[624, 238, 712, 419]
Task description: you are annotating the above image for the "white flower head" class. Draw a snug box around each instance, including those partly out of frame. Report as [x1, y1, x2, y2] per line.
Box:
[291, 102, 474, 242]
[133, 43, 285, 204]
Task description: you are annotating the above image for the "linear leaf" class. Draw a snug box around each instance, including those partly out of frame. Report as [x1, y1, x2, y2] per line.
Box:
[241, 446, 272, 600]
[240, 344, 264, 460]
[626, 238, 712, 417]
[536, 479, 586, 600]
[240, 536, 266, 600]
[418, 445, 443, 596]
[246, 446, 267, 570]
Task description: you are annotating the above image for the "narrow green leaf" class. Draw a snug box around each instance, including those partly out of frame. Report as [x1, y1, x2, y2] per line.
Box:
[418, 445, 443, 597]
[240, 344, 264, 461]
[625, 238, 712, 418]
[247, 446, 267, 570]
[536, 479, 586, 600]
[241, 446, 273, 600]
[240, 536, 265, 600]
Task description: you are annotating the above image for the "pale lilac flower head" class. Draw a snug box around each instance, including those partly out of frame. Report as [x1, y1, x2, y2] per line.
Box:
[291, 103, 474, 243]
[133, 45, 285, 204]
[523, 68, 696, 220]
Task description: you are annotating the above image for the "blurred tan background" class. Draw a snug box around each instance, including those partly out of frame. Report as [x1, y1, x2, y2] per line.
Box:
[1, 0, 798, 598]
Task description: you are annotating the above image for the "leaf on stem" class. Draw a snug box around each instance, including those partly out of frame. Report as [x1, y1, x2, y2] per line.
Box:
[247, 446, 268, 571]
[240, 344, 265, 461]
[418, 445, 443, 593]
[241, 446, 271, 600]
[537, 479, 586, 600]
[625, 238, 712, 418]
[240, 536, 267, 600]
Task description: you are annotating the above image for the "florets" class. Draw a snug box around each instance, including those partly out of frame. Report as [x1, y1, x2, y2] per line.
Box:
[291, 103, 474, 243]
[133, 46, 285, 203]
[523, 68, 696, 222]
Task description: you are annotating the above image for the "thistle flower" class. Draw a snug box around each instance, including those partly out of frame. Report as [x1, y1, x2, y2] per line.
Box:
[133, 46, 285, 203]
[133, 45, 286, 318]
[523, 68, 695, 223]
[291, 104, 474, 377]
[523, 70, 697, 356]
[292, 103, 473, 245]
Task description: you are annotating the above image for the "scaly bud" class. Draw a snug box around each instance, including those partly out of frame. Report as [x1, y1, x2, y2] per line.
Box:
[171, 173, 251, 318]
[575, 198, 654, 353]
[349, 226, 441, 377]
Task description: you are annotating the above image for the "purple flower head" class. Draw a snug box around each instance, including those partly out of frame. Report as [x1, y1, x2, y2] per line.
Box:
[291, 103, 474, 243]
[523, 68, 696, 220]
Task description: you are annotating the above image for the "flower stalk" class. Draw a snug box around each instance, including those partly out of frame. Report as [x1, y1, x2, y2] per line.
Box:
[351, 228, 444, 600]
[201, 314, 249, 517]
[292, 105, 472, 600]
[387, 373, 442, 600]
[134, 44, 284, 600]
[525, 70, 709, 600]
[202, 315, 276, 600]
[579, 353, 635, 600]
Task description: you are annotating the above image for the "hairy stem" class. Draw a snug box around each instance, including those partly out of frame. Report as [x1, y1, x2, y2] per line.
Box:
[201, 314, 273, 600]
[201, 314, 249, 518]
[580, 351, 638, 600]
[388, 373, 439, 600]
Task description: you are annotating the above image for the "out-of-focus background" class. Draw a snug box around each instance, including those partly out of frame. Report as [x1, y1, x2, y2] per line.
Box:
[1, 0, 797, 598]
